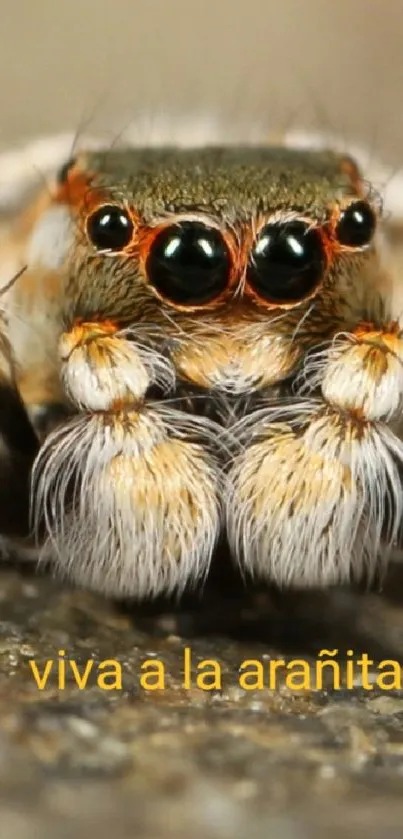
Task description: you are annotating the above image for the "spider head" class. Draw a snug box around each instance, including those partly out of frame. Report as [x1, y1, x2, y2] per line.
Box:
[46, 146, 382, 394]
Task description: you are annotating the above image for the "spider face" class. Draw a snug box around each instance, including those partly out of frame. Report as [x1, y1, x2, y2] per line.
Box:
[50, 147, 379, 395]
[2, 141, 397, 600]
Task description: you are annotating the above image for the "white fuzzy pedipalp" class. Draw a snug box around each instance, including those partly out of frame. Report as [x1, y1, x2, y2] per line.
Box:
[60, 344, 149, 410]
[59, 329, 175, 411]
[31, 406, 223, 598]
[226, 401, 403, 588]
[297, 329, 403, 423]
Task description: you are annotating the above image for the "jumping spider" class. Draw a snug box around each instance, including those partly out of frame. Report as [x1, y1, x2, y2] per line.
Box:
[0, 143, 401, 598]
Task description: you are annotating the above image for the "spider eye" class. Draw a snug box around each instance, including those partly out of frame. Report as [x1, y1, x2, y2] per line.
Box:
[336, 200, 376, 247]
[247, 220, 325, 304]
[86, 205, 134, 251]
[146, 222, 230, 305]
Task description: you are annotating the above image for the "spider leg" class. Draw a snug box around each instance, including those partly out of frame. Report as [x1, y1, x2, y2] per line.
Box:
[226, 320, 403, 589]
[31, 320, 223, 599]
[0, 321, 38, 541]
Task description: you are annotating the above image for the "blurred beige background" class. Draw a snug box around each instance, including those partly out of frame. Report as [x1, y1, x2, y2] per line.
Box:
[0, 0, 402, 165]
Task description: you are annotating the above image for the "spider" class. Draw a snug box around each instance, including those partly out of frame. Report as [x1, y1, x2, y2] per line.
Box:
[0, 142, 401, 599]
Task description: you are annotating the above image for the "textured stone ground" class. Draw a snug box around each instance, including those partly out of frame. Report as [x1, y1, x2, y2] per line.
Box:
[1, 561, 403, 838]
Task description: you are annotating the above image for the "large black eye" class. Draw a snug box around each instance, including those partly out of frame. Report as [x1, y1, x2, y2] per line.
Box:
[146, 222, 230, 305]
[86, 205, 134, 251]
[336, 200, 376, 247]
[248, 220, 325, 304]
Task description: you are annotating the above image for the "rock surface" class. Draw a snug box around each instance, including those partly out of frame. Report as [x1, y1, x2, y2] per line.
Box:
[1, 562, 403, 838]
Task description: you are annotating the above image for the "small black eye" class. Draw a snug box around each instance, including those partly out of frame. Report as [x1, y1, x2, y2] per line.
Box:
[146, 222, 230, 305]
[248, 220, 325, 304]
[336, 200, 376, 247]
[86, 205, 134, 251]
